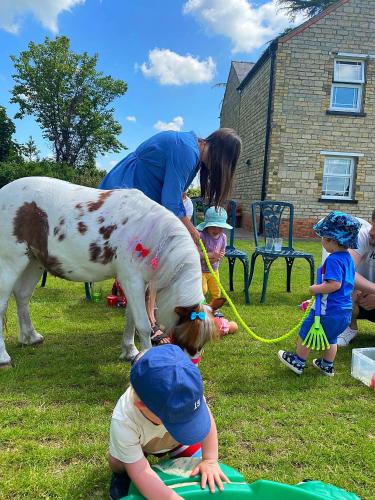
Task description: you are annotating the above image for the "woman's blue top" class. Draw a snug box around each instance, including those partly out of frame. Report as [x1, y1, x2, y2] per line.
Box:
[99, 130, 200, 217]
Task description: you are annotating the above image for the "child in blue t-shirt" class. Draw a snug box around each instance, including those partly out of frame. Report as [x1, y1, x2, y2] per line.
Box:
[278, 211, 360, 377]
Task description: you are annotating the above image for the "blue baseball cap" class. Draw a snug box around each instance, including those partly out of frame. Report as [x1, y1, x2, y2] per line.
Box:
[313, 211, 361, 248]
[130, 345, 211, 445]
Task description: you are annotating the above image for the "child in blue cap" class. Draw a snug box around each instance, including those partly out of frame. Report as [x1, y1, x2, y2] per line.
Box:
[278, 211, 360, 377]
[108, 345, 228, 499]
[196, 206, 232, 303]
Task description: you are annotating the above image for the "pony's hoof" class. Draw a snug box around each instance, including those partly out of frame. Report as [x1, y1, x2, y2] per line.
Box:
[0, 362, 13, 369]
[19, 334, 44, 347]
[119, 349, 139, 362]
[30, 336, 44, 346]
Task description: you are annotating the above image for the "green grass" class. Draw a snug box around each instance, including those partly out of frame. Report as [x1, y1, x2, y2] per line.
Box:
[1, 240, 375, 499]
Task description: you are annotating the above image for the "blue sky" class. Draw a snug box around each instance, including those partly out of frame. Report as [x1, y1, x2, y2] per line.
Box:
[0, 0, 301, 172]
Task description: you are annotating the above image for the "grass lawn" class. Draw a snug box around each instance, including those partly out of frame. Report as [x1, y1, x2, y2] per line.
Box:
[1, 240, 374, 499]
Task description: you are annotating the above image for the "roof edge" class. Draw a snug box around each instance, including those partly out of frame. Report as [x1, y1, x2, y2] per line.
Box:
[237, 39, 278, 91]
[279, 0, 350, 44]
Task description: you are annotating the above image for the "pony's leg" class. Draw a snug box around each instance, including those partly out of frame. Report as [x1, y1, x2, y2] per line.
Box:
[119, 308, 138, 361]
[0, 257, 30, 367]
[117, 273, 151, 360]
[13, 260, 45, 345]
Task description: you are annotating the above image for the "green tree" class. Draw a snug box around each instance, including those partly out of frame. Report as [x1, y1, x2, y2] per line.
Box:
[11, 36, 127, 168]
[0, 105, 19, 162]
[277, 0, 337, 20]
[21, 136, 40, 162]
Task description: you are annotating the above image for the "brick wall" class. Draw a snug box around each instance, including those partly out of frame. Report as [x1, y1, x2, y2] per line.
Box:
[267, 0, 375, 236]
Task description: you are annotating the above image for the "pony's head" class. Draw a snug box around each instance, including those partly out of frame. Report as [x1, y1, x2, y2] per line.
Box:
[172, 298, 226, 357]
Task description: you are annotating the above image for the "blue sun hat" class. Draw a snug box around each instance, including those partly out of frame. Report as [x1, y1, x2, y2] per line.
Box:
[196, 206, 233, 231]
[313, 211, 361, 248]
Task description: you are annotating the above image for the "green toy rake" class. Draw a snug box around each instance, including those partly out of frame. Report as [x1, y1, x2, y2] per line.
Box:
[302, 267, 330, 350]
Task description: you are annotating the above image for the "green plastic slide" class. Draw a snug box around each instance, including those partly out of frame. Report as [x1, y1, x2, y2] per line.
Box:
[123, 458, 360, 499]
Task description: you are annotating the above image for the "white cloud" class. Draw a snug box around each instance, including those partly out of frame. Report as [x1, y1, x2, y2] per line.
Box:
[126, 115, 136, 122]
[138, 48, 216, 85]
[0, 0, 84, 34]
[183, 0, 304, 53]
[154, 116, 184, 132]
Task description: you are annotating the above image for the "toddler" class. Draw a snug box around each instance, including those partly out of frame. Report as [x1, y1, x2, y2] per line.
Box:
[196, 206, 232, 304]
[108, 345, 228, 499]
[278, 211, 360, 377]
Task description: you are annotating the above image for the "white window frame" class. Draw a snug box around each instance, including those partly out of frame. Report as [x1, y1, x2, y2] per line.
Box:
[321, 155, 356, 201]
[333, 59, 365, 83]
[330, 83, 363, 112]
[329, 59, 365, 112]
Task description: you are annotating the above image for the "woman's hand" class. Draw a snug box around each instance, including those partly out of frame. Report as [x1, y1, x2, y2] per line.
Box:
[180, 216, 201, 244]
[190, 226, 202, 245]
[190, 459, 229, 493]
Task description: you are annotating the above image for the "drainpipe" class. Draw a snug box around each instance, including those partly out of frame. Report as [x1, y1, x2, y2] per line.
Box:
[259, 41, 277, 233]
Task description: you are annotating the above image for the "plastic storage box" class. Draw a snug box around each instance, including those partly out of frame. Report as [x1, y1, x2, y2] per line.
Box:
[351, 347, 375, 389]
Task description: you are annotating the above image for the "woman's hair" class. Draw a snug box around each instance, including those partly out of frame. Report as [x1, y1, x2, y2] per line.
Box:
[200, 128, 242, 208]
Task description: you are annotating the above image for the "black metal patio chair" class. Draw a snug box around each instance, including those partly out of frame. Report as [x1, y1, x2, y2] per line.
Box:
[248, 201, 315, 303]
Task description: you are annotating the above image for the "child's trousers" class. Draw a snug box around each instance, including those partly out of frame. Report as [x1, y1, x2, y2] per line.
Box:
[202, 271, 221, 299]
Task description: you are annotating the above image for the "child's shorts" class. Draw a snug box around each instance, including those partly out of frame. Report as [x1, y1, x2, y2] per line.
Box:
[299, 309, 352, 345]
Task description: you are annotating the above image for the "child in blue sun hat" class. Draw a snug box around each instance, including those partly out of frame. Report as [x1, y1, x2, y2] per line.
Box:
[278, 211, 360, 377]
[196, 207, 232, 304]
[108, 345, 228, 500]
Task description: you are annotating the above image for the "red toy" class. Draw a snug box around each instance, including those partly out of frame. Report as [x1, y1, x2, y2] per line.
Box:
[107, 279, 127, 308]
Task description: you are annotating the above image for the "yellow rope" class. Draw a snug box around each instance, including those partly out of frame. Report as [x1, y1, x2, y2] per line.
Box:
[199, 239, 314, 344]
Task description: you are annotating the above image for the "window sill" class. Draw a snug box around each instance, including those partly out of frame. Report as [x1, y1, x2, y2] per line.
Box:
[318, 198, 358, 204]
[326, 110, 366, 117]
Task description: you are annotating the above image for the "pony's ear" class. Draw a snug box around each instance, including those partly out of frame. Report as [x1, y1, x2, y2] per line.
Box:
[174, 305, 198, 320]
[210, 297, 226, 311]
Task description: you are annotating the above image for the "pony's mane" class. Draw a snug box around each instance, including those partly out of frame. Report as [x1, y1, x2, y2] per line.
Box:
[121, 192, 204, 326]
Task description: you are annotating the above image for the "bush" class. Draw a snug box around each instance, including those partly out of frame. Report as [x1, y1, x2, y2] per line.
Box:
[187, 186, 200, 198]
[0, 160, 106, 189]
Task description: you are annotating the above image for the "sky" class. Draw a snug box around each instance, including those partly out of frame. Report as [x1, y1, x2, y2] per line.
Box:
[0, 0, 303, 172]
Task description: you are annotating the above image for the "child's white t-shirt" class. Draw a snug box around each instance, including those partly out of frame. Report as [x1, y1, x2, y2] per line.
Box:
[109, 387, 179, 464]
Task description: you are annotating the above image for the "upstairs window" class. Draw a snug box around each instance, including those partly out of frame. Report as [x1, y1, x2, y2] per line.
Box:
[321, 156, 355, 200]
[330, 59, 365, 113]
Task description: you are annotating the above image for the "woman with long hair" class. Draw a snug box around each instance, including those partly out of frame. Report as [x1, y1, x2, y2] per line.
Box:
[99, 128, 241, 243]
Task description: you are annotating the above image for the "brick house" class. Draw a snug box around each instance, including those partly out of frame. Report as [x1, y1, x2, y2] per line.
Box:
[220, 0, 375, 238]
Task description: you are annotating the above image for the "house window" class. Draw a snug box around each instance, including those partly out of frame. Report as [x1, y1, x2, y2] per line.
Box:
[321, 156, 355, 200]
[330, 59, 365, 112]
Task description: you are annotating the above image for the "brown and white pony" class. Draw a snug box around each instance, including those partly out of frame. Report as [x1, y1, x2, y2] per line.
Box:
[0, 177, 217, 368]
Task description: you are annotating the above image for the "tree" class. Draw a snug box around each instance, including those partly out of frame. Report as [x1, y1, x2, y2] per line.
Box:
[21, 136, 40, 162]
[277, 0, 337, 20]
[11, 36, 127, 168]
[0, 105, 19, 162]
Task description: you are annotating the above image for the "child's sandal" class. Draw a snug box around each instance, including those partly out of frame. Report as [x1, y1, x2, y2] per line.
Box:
[150, 324, 170, 346]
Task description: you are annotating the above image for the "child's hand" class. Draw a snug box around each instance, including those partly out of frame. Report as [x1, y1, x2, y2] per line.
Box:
[191, 459, 229, 493]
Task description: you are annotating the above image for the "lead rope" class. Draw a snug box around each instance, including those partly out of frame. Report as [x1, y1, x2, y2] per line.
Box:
[199, 239, 314, 344]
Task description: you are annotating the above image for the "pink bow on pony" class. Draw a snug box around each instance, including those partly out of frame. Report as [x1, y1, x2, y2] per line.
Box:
[135, 243, 150, 257]
[151, 257, 159, 270]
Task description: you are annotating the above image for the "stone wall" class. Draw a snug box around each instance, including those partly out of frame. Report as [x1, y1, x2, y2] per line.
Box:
[268, 0, 375, 237]
[232, 57, 272, 230]
[220, 65, 241, 132]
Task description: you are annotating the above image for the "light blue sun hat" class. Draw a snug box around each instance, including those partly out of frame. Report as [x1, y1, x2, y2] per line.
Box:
[196, 206, 233, 231]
